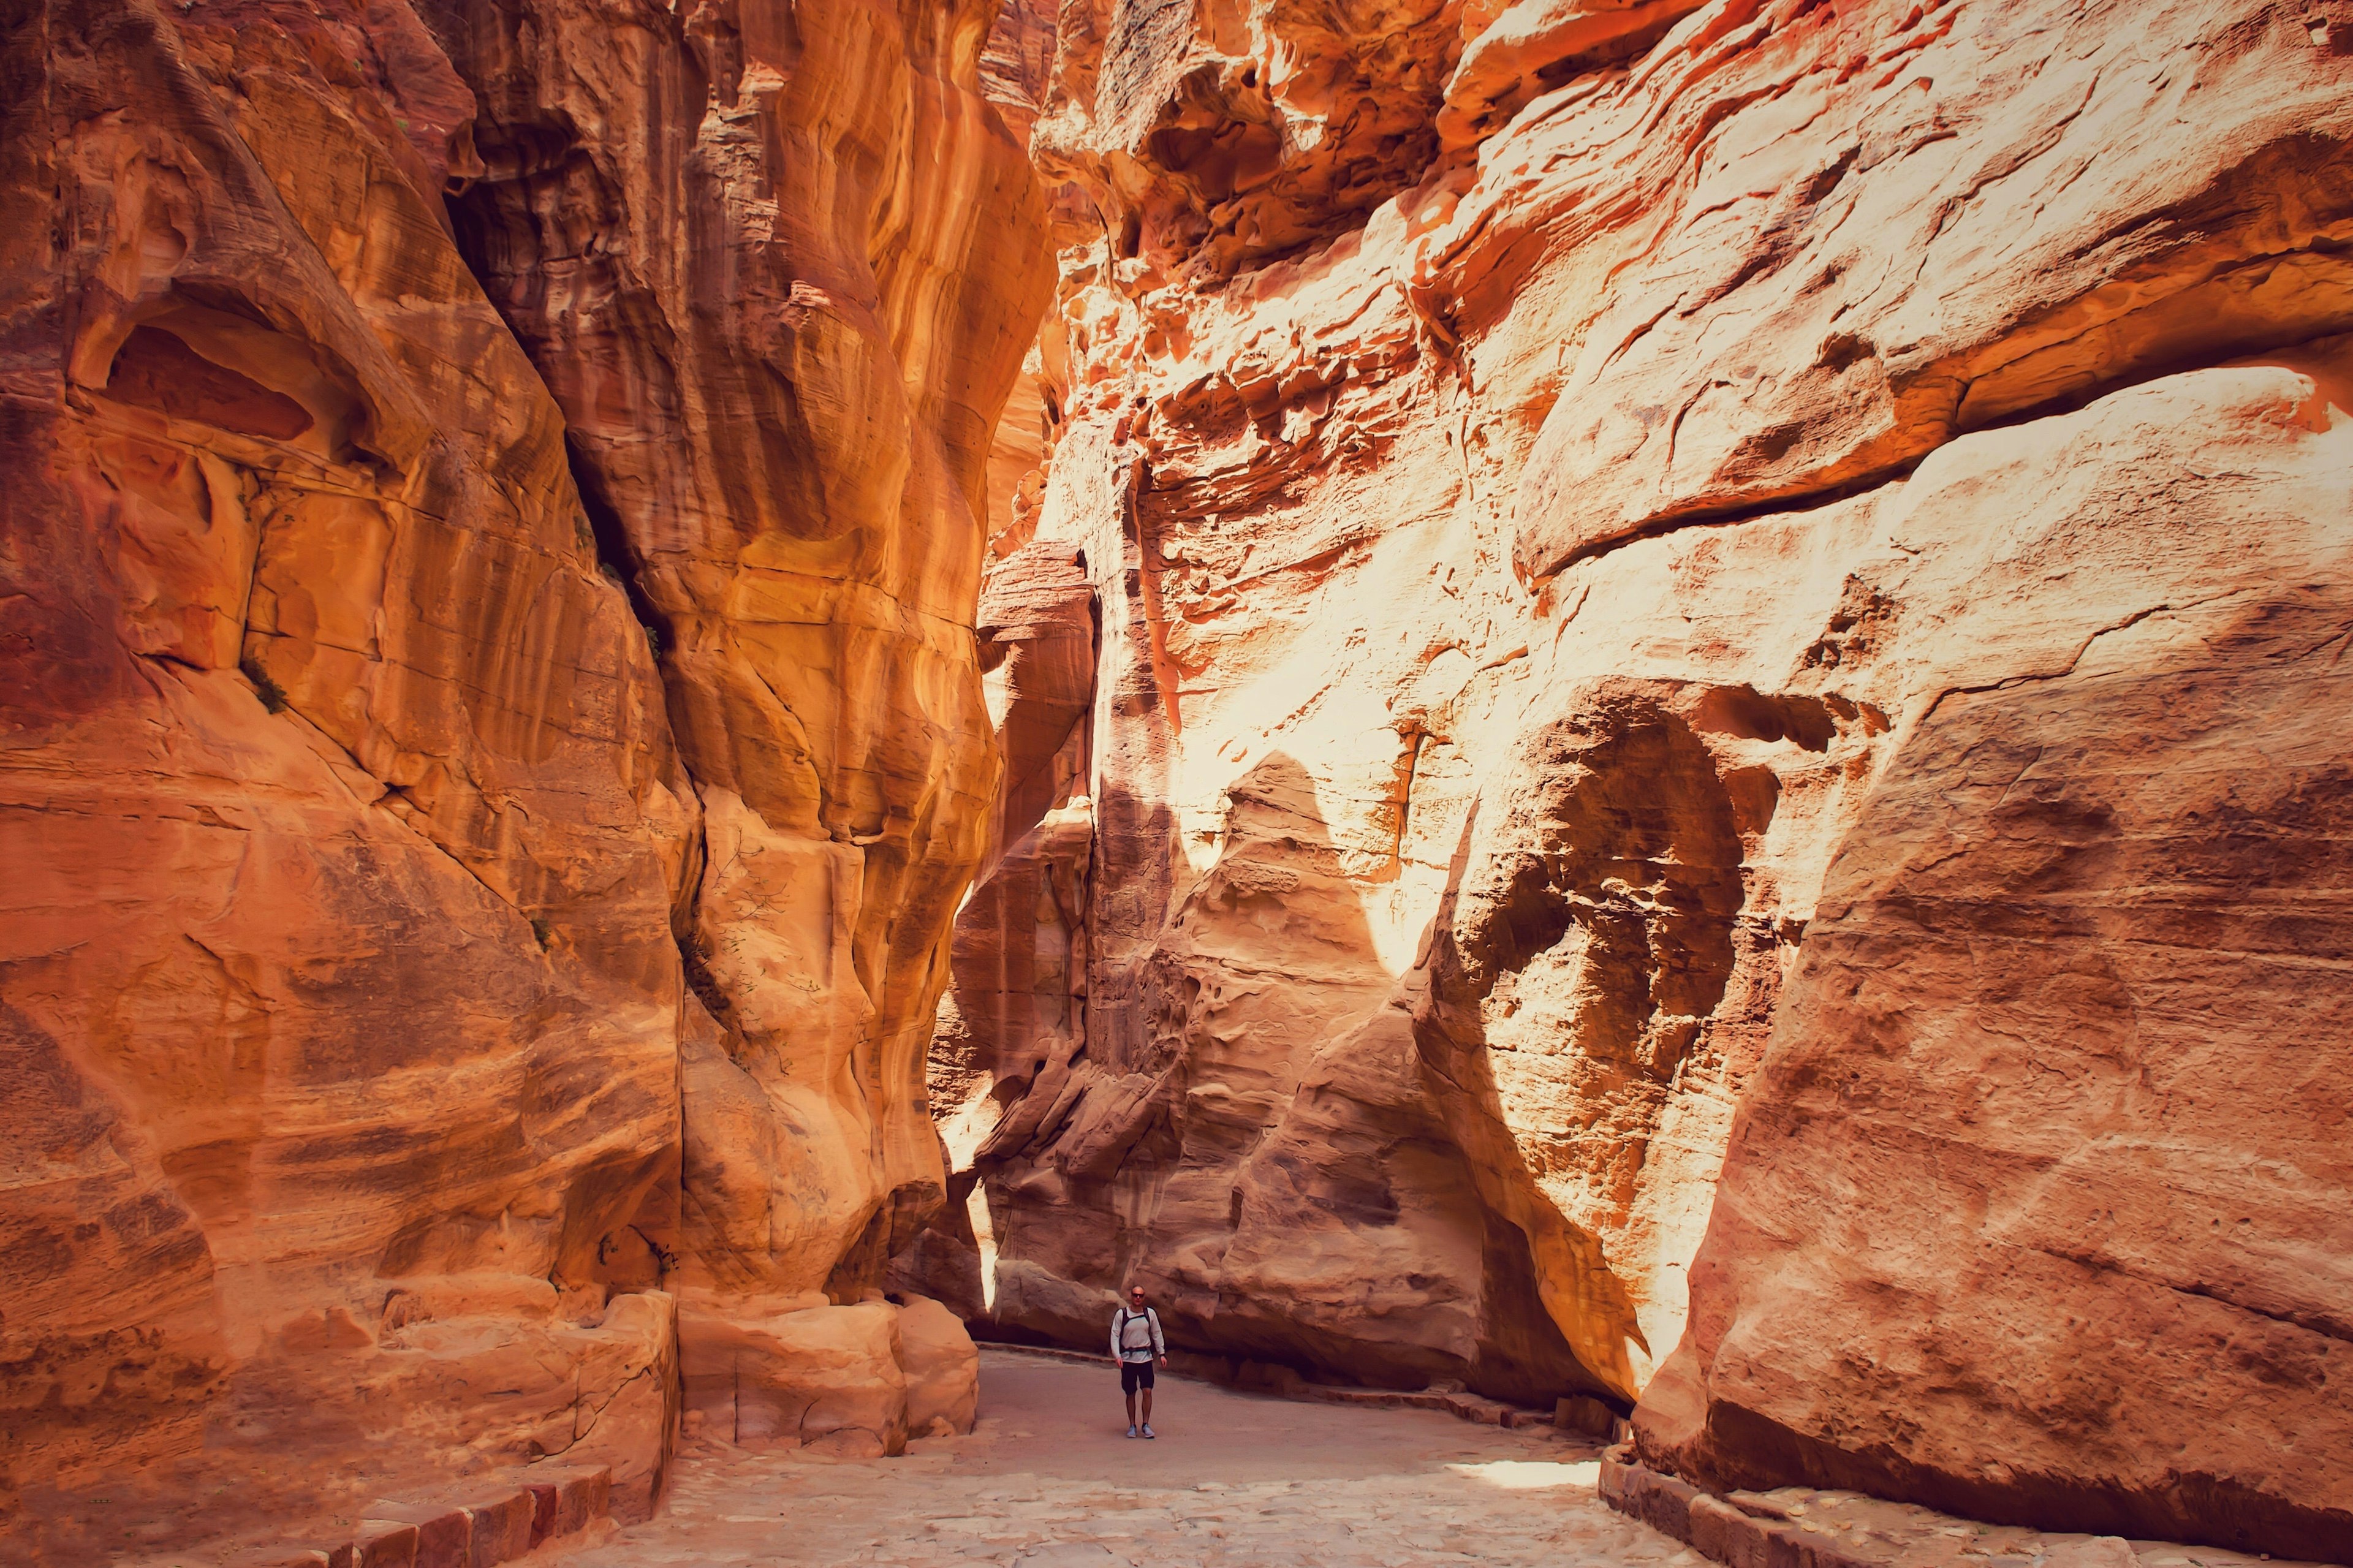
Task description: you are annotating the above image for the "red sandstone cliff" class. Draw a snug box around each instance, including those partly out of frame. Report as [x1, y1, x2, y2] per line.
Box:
[0, 0, 1045, 1558]
[912, 0, 2353, 1557]
[5, 0, 2351, 1559]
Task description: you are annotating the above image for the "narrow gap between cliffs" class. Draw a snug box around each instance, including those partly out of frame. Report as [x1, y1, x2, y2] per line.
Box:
[566, 442, 675, 657]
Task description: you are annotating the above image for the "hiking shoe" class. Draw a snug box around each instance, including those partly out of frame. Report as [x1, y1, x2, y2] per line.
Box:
[1126, 1425, 1137, 1438]
[1141, 1425, 1156, 1439]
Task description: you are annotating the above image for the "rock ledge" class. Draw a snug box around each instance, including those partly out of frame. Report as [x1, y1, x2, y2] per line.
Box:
[1599, 1451, 2344, 1568]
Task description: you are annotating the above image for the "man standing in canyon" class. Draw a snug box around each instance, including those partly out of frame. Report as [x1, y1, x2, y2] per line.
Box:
[1112, 1284, 1168, 1438]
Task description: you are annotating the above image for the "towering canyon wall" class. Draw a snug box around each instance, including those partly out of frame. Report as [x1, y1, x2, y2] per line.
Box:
[0, 0, 1044, 1558]
[912, 0, 2353, 1556]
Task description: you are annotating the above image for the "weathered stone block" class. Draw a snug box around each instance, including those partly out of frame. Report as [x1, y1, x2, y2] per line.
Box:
[522, 1463, 612, 1545]
[897, 1294, 980, 1436]
[452, 1487, 534, 1567]
[361, 1502, 468, 1568]
[678, 1298, 909, 1454]
[1556, 1396, 1617, 1438]
[353, 1521, 419, 1568]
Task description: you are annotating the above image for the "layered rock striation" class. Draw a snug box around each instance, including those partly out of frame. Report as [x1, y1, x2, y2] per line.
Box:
[423, 0, 1052, 1452]
[909, 0, 2353, 1556]
[0, 0, 1044, 1558]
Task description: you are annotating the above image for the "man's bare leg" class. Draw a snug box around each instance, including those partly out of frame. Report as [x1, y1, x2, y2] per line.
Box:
[1141, 1386, 1154, 1427]
[1125, 1387, 1138, 1428]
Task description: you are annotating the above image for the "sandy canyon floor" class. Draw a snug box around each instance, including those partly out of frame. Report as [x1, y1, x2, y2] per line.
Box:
[548, 1349, 1679, 1567]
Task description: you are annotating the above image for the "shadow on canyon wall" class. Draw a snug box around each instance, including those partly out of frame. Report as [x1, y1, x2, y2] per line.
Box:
[905, 721, 1756, 1411]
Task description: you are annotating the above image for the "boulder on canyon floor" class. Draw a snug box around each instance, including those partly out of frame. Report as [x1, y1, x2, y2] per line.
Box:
[675, 1289, 980, 1458]
[906, 0, 2353, 1557]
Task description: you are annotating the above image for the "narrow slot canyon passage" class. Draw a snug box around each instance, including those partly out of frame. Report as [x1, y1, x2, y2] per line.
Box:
[3, 0, 2349, 1564]
[545, 1351, 1673, 1568]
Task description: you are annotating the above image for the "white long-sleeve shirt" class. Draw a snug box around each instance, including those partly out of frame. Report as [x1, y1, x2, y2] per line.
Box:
[1111, 1305, 1164, 1363]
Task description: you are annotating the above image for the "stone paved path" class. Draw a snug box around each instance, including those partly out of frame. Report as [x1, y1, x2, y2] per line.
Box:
[551, 1349, 1695, 1567]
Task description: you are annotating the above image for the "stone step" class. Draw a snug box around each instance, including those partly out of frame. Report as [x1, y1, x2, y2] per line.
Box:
[230, 1462, 610, 1568]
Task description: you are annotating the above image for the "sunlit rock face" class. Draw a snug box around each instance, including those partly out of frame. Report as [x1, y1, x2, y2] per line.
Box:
[0, 0, 1042, 1557]
[908, 0, 2353, 1555]
[428, 0, 1053, 1309]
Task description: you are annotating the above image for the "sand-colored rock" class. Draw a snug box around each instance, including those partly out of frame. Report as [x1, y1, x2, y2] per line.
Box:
[898, 1293, 984, 1438]
[679, 1298, 911, 1458]
[0, 0, 1044, 1558]
[909, 0, 2353, 1556]
[676, 1292, 979, 1456]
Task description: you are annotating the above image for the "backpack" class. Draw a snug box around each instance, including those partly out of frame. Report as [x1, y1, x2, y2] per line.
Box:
[1116, 1307, 1157, 1353]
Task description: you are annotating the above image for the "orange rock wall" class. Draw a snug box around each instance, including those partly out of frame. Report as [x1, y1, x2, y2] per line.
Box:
[0, 0, 1044, 1558]
[914, 0, 2353, 1555]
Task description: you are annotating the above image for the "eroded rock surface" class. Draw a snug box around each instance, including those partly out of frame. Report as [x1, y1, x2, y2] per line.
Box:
[908, 0, 2353, 1556]
[0, 0, 1043, 1558]
[431, 0, 1054, 1309]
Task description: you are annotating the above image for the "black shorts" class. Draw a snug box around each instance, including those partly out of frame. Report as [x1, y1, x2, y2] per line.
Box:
[1120, 1359, 1155, 1393]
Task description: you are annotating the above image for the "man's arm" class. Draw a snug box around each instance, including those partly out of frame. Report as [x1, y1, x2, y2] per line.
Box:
[1110, 1311, 1122, 1362]
[1151, 1308, 1166, 1363]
